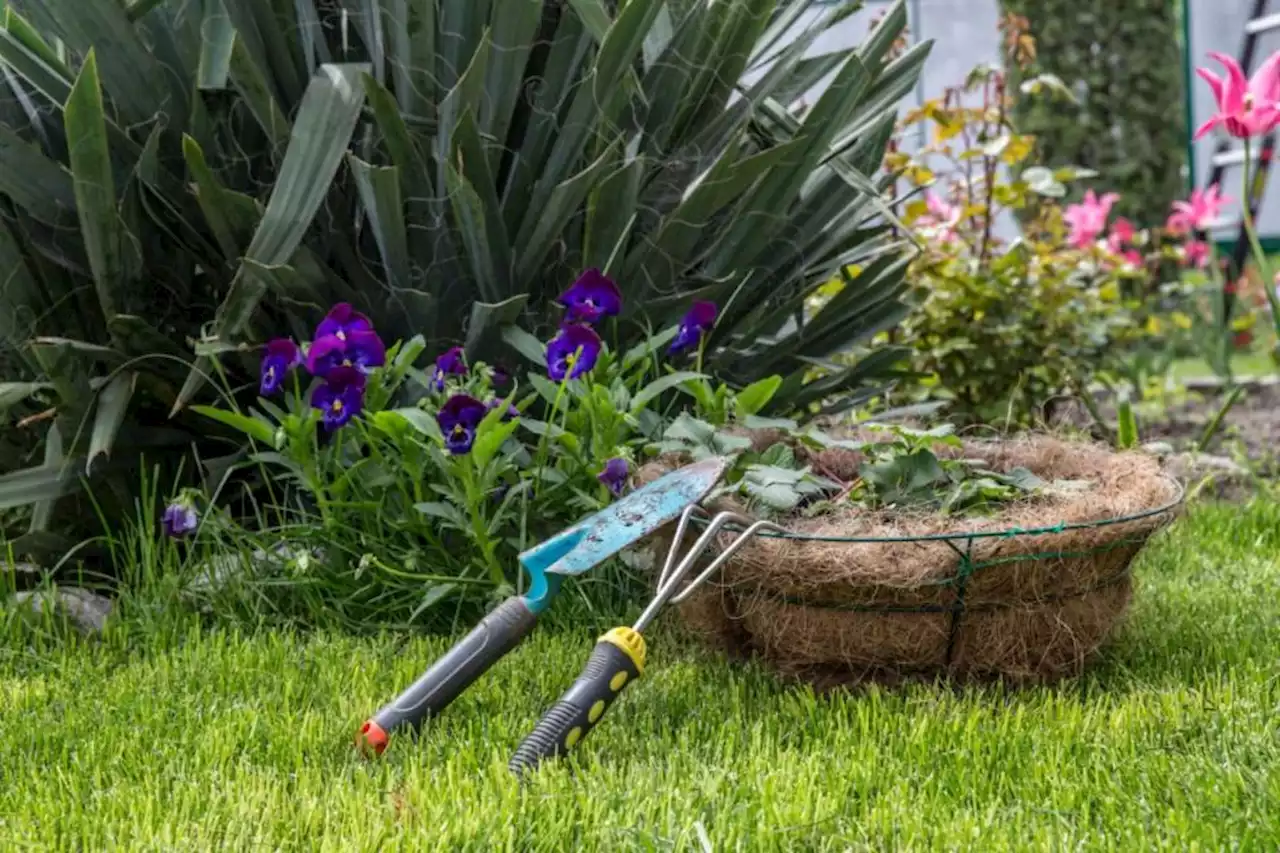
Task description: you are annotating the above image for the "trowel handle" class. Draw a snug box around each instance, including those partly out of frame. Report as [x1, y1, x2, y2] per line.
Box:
[358, 595, 538, 756]
[508, 627, 647, 775]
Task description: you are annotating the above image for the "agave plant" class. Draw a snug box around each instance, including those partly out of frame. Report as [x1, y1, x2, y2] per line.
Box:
[0, 0, 929, 555]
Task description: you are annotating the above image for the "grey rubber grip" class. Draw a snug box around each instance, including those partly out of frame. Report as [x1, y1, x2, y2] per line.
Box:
[370, 595, 537, 736]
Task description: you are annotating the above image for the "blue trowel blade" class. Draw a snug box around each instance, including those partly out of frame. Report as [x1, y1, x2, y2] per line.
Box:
[518, 456, 727, 578]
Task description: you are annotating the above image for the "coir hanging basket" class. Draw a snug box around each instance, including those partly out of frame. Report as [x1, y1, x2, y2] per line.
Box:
[637, 433, 1182, 689]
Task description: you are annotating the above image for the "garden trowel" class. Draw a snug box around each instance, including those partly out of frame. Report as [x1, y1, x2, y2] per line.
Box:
[357, 456, 728, 756]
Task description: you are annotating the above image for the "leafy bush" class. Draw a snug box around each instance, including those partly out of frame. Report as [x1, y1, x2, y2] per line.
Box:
[0, 0, 930, 563]
[874, 58, 1150, 425]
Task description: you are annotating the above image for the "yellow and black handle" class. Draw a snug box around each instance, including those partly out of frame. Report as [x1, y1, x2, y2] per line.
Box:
[508, 627, 646, 775]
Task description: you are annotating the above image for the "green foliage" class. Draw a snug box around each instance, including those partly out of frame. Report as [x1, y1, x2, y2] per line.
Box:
[867, 62, 1148, 425]
[999, 1, 1187, 227]
[177, 312, 765, 626]
[0, 0, 930, 556]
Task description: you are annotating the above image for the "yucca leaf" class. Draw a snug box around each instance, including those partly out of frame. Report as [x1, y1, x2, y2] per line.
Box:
[175, 63, 370, 412]
[221, 0, 304, 107]
[0, 122, 75, 225]
[452, 110, 512, 288]
[183, 134, 257, 262]
[242, 63, 371, 264]
[3, 8, 70, 76]
[197, 0, 236, 89]
[437, 0, 491, 94]
[500, 325, 547, 367]
[625, 139, 804, 298]
[499, 9, 591, 234]
[228, 34, 293, 150]
[27, 423, 63, 532]
[404, 0, 436, 115]
[482, 0, 543, 155]
[64, 51, 124, 320]
[443, 153, 499, 302]
[0, 29, 73, 129]
[514, 143, 619, 283]
[295, 0, 332, 75]
[710, 54, 871, 277]
[585, 156, 642, 273]
[0, 382, 50, 410]
[337, 0, 385, 84]
[86, 370, 136, 474]
[378, 0, 411, 105]
[35, 0, 168, 127]
[349, 154, 411, 292]
[361, 74, 427, 185]
[464, 295, 529, 361]
[0, 215, 45, 351]
[590, 0, 664, 103]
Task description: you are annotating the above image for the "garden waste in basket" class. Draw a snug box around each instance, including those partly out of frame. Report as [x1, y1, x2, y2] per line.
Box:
[359, 455, 759, 763]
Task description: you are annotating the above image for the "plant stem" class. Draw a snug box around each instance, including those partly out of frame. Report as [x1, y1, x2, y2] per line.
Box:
[1240, 138, 1280, 333]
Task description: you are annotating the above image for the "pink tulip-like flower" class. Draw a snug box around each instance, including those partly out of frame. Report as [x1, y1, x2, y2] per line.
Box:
[1106, 218, 1136, 254]
[1063, 190, 1119, 248]
[1182, 240, 1211, 269]
[1166, 185, 1232, 235]
[1193, 51, 1280, 140]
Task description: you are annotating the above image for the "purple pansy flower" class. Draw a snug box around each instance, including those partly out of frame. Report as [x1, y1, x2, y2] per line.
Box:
[315, 303, 374, 342]
[306, 330, 386, 377]
[546, 324, 602, 381]
[260, 338, 301, 395]
[597, 458, 629, 497]
[669, 301, 718, 354]
[557, 268, 622, 324]
[437, 394, 488, 455]
[432, 346, 467, 391]
[311, 366, 367, 431]
[486, 399, 519, 421]
[161, 501, 198, 539]
[490, 364, 511, 387]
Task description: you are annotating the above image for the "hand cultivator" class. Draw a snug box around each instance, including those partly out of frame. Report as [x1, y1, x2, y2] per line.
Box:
[357, 456, 781, 774]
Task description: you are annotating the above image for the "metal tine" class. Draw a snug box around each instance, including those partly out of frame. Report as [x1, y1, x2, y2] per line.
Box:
[656, 503, 706, 591]
[667, 517, 785, 606]
[636, 508, 784, 632]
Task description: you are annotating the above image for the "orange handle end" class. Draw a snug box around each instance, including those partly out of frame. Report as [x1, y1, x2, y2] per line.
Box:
[357, 720, 389, 757]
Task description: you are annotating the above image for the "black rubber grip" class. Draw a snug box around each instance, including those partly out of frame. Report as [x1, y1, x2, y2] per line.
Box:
[508, 638, 642, 775]
[370, 595, 537, 736]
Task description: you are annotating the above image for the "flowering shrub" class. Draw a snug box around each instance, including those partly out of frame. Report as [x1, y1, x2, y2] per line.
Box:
[877, 58, 1149, 424]
[165, 272, 794, 626]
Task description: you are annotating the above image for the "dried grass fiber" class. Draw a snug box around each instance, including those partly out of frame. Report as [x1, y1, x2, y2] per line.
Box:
[638, 433, 1180, 687]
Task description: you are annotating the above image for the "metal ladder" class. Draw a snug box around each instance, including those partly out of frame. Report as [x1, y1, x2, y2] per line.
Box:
[1203, 0, 1280, 299]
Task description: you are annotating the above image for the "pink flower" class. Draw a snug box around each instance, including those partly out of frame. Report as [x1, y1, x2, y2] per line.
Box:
[1166, 185, 1232, 234]
[1119, 249, 1144, 269]
[1182, 240, 1211, 268]
[917, 192, 960, 242]
[1193, 51, 1280, 140]
[1063, 190, 1119, 248]
[1106, 218, 1136, 254]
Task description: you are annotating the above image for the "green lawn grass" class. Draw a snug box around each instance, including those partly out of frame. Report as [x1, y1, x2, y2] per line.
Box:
[1168, 351, 1276, 381]
[3, 499, 1279, 850]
